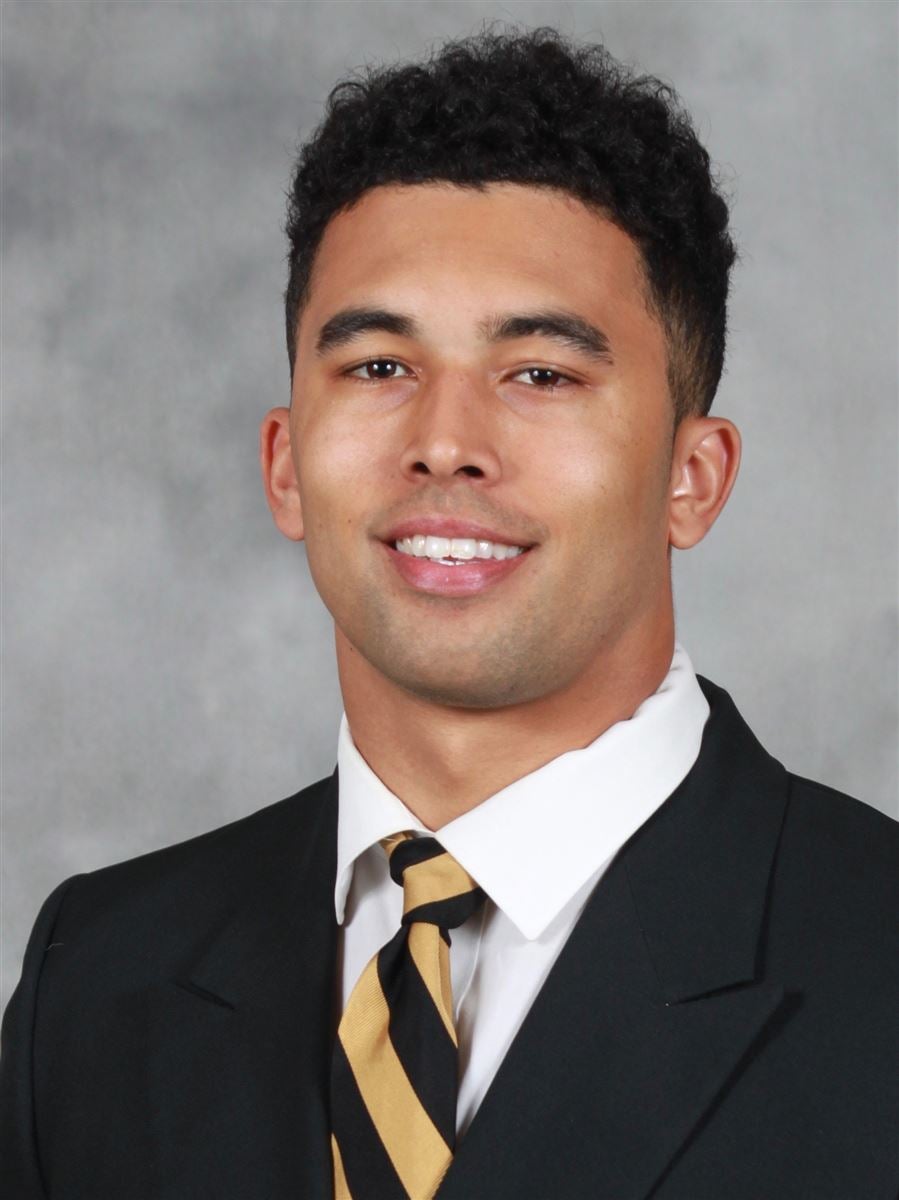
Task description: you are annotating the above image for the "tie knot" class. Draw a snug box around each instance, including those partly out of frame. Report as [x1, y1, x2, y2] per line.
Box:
[381, 833, 486, 930]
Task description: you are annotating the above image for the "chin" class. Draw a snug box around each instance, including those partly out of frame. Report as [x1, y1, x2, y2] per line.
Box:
[341, 602, 583, 709]
[398, 679, 516, 710]
[383, 657, 559, 711]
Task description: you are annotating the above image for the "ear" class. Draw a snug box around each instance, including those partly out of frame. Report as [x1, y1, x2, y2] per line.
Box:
[259, 406, 304, 541]
[668, 416, 741, 550]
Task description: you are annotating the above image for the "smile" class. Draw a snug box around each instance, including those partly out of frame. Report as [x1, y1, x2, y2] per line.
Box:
[394, 535, 526, 564]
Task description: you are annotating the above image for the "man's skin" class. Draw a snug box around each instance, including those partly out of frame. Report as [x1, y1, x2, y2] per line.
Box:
[261, 182, 741, 831]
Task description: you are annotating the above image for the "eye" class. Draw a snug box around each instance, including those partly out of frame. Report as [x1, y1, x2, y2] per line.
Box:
[344, 358, 413, 381]
[510, 366, 575, 391]
[343, 359, 575, 390]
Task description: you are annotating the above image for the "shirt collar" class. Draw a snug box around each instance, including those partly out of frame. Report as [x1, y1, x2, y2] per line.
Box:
[334, 642, 709, 940]
[334, 724, 432, 926]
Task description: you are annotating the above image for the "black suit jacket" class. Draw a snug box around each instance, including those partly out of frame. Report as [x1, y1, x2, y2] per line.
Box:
[2, 677, 898, 1199]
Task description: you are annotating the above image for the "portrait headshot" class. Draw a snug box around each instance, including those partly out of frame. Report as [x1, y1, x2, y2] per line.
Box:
[1, 2, 897, 1198]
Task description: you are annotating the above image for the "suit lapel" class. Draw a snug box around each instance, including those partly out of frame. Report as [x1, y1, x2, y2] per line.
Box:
[439, 678, 792, 1199]
[148, 772, 339, 1199]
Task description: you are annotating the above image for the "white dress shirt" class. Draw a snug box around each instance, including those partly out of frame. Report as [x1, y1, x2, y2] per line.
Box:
[334, 642, 710, 1137]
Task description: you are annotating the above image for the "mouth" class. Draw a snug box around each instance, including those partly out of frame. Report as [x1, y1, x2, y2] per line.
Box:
[382, 533, 534, 597]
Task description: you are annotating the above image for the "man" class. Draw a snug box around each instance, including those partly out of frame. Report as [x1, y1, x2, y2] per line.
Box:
[2, 25, 897, 1200]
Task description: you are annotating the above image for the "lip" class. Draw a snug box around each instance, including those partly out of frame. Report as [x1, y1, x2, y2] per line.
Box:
[383, 542, 533, 597]
[382, 517, 537, 548]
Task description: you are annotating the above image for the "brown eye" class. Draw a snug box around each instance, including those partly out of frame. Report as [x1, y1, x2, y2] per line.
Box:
[346, 359, 412, 380]
[512, 367, 573, 390]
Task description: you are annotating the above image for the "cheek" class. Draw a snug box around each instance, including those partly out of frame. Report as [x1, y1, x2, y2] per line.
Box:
[295, 415, 378, 540]
[534, 423, 669, 554]
[529, 424, 633, 515]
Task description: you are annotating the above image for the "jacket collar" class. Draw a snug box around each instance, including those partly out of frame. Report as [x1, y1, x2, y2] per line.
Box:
[153, 773, 340, 1198]
[624, 673, 789, 1004]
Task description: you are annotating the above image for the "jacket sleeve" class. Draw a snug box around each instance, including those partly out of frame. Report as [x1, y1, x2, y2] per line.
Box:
[0, 874, 84, 1198]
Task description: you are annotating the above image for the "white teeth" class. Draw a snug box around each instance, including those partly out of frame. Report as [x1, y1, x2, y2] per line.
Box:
[394, 534, 526, 562]
[450, 539, 477, 560]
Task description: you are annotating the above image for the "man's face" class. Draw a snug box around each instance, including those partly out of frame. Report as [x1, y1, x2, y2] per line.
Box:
[285, 182, 677, 709]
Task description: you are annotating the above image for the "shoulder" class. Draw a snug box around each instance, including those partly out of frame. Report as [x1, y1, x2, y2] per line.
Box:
[698, 674, 897, 967]
[768, 772, 898, 985]
[2, 773, 337, 1077]
[781, 771, 899, 882]
[699, 673, 898, 883]
[47, 772, 337, 945]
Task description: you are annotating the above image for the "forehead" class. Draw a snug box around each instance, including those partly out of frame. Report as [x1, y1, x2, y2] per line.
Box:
[302, 182, 652, 333]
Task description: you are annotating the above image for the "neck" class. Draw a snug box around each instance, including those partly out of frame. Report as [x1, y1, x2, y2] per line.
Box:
[337, 619, 675, 831]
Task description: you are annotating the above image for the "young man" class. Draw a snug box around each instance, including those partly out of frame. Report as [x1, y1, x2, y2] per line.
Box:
[2, 27, 897, 1200]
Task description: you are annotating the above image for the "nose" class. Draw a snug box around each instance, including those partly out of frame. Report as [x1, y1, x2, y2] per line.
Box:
[399, 373, 502, 484]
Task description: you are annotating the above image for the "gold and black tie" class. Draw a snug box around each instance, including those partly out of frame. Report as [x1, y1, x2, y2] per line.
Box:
[331, 831, 487, 1200]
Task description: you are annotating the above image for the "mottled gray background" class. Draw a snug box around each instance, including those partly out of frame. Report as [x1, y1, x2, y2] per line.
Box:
[2, 0, 897, 1014]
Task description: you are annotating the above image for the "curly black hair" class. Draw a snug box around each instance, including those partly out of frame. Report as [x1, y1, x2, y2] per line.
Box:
[284, 25, 736, 422]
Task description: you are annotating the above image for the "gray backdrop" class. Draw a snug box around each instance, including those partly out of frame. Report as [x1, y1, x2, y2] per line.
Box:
[2, 0, 897, 1015]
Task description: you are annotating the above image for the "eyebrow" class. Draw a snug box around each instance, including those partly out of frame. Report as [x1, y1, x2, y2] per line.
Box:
[314, 305, 614, 363]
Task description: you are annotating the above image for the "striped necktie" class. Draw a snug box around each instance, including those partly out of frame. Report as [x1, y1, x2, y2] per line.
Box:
[331, 831, 487, 1200]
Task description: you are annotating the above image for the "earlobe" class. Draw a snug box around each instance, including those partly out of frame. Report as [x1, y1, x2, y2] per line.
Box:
[668, 417, 741, 550]
[259, 406, 305, 541]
